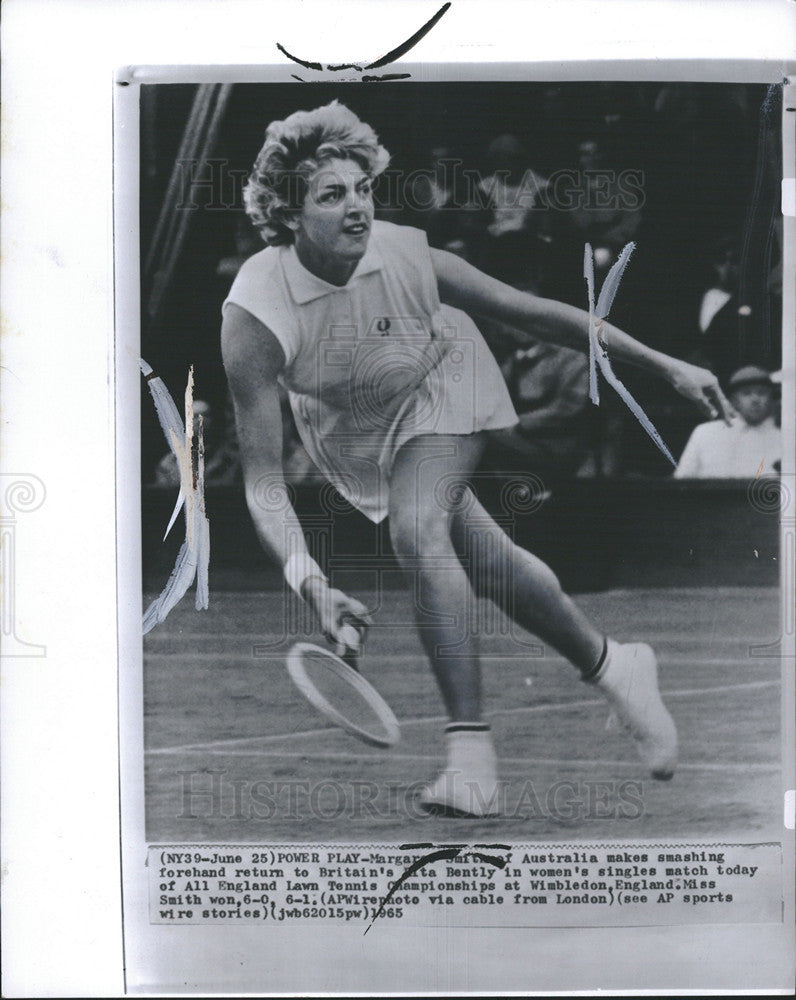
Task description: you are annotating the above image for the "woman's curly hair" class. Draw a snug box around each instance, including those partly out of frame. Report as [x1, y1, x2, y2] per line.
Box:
[243, 101, 391, 246]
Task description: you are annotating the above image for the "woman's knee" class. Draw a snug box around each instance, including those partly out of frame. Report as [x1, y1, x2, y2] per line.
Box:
[389, 505, 451, 562]
[389, 514, 417, 560]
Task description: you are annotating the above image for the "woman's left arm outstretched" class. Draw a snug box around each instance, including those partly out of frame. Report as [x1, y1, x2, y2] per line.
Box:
[431, 247, 734, 423]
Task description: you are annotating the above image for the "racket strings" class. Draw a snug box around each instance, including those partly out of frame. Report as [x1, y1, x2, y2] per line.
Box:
[287, 644, 400, 747]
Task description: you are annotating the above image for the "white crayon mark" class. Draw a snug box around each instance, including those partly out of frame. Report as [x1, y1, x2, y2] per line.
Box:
[141, 360, 210, 633]
[584, 243, 676, 466]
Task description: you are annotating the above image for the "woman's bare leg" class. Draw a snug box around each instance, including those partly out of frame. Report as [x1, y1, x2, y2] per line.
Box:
[389, 434, 605, 713]
[388, 434, 486, 721]
[448, 467, 676, 781]
[449, 492, 605, 672]
[388, 432, 676, 802]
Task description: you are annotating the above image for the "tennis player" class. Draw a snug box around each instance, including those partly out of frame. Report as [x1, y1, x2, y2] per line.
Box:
[221, 103, 733, 817]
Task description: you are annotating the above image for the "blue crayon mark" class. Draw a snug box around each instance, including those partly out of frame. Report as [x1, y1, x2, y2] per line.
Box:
[141, 359, 210, 633]
[584, 243, 676, 467]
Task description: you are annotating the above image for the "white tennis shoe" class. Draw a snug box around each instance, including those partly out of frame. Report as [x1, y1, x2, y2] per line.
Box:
[417, 727, 501, 817]
[594, 640, 678, 780]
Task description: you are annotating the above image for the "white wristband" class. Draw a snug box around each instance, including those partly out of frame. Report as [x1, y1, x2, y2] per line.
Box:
[284, 553, 327, 598]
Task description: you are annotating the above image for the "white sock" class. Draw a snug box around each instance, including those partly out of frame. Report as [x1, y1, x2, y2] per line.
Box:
[444, 723, 497, 779]
[593, 638, 622, 687]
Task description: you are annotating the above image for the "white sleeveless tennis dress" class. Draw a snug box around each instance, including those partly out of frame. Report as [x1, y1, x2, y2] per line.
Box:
[223, 221, 518, 522]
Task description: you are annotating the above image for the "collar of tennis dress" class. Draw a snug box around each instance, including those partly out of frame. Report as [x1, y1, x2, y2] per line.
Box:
[282, 234, 384, 304]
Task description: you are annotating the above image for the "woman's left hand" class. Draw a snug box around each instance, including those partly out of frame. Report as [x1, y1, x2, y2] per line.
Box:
[665, 359, 735, 424]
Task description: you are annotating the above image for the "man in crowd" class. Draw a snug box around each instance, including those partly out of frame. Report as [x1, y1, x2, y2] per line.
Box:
[674, 365, 781, 478]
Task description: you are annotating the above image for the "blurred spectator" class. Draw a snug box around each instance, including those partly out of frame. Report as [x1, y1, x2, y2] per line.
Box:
[674, 366, 781, 478]
[683, 235, 759, 385]
[153, 398, 240, 487]
[409, 145, 458, 213]
[544, 132, 643, 308]
[637, 85, 761, 363]
[485, 333, 594, 477]
[568, 136, 643, 256]
[475, 134, 550, 291]
[403, 144, 478, 258]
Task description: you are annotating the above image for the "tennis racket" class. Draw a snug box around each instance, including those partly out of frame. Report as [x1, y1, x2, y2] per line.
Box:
[286, 627, 400, 748]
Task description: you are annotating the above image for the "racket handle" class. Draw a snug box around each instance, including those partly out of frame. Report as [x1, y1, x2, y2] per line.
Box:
[338, 623, 363, 672]
[341, 651, 360, 672]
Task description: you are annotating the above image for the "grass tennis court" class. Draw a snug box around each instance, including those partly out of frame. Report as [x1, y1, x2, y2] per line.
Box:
[144, 586, 781, 843]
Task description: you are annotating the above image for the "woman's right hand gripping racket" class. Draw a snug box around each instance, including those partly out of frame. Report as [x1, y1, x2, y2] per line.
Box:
[286, 594, 400, 748]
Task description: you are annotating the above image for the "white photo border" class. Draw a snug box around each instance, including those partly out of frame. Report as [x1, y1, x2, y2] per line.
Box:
[1, 1, 794, 995]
